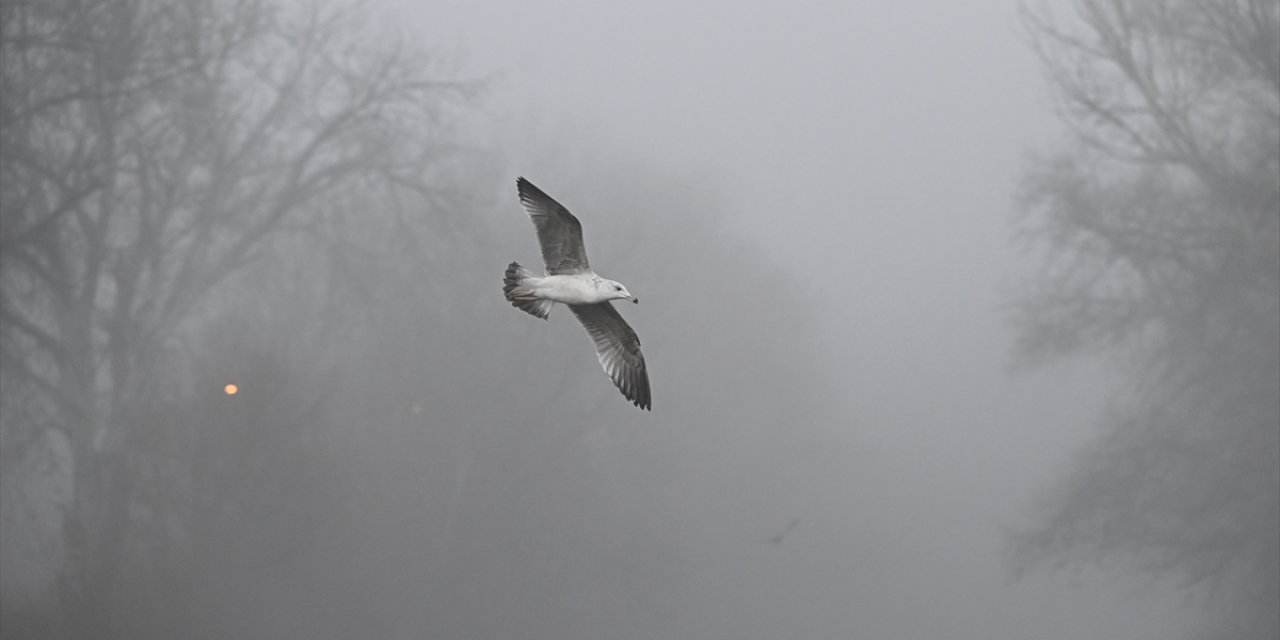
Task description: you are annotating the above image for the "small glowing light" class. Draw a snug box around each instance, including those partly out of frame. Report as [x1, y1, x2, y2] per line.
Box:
[224, 383, 239, 396]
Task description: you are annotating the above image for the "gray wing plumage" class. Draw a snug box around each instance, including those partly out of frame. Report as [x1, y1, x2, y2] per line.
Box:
[570, 303, 651, 410]
[517, 177, 591, 275]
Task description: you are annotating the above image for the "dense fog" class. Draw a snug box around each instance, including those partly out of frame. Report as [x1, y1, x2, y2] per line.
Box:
[3, 1, 1275, 639]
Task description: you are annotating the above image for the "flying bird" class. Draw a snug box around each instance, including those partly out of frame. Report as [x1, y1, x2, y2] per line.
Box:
[503, 177, 651, 410]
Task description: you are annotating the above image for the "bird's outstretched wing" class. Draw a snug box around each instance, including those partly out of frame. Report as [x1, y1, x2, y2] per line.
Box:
[517, 177, 591, 275]
[570, 302, 651, 410]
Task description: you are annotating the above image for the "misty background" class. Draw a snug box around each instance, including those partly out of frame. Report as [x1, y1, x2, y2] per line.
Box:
[2, 1, 1275, 639]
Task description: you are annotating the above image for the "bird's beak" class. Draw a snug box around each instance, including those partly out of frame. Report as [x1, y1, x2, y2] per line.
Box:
[630, 295, 639, 304]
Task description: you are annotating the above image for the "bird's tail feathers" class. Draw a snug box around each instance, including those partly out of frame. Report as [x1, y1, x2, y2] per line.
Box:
[503, 261, 552, 319]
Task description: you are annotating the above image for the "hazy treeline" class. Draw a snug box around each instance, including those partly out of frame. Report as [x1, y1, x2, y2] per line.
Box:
[1010, 2, 1279, 638]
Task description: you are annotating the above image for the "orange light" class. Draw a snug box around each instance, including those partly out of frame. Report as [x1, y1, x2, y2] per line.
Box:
[224, 383, 238, 396]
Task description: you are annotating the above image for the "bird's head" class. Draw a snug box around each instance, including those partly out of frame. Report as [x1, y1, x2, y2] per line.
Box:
[606, 280, 638, 303]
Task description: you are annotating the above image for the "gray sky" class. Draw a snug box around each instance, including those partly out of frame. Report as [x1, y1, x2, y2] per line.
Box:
[385, 1, 1196, 637]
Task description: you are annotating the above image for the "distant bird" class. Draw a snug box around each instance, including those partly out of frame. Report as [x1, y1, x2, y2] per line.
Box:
[762, 518, 801, 545]
[503, 177, 651, 410]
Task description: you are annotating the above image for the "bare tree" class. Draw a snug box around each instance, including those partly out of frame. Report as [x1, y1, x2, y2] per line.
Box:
[1011, 1, 1278, 637]
[0, 0, 476, 633]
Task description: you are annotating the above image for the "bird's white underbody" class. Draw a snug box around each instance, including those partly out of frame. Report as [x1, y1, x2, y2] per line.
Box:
[514, 274, 638, 306]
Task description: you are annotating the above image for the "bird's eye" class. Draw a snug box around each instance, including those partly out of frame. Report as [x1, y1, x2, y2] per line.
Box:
[615, 286, 623, 291]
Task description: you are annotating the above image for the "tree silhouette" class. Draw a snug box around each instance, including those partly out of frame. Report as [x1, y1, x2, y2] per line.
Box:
[1011, 1, 1278, 637]
[0, 0, 476, 633]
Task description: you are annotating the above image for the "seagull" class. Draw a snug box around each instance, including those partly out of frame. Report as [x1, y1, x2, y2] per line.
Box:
[503, 177, 651, 410]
